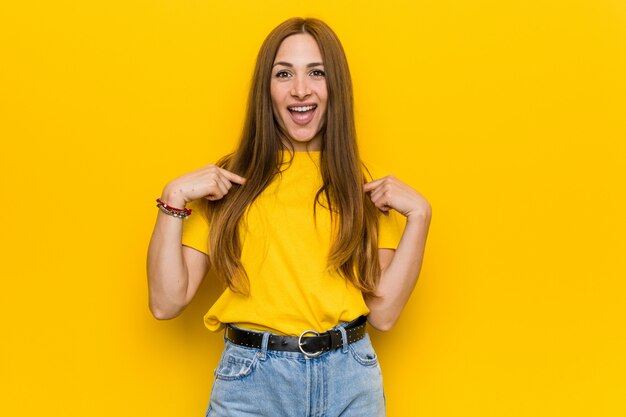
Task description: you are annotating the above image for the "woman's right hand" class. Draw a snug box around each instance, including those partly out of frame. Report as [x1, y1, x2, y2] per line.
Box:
[147, 164, 245, 320]
[161, 164, 246, 207]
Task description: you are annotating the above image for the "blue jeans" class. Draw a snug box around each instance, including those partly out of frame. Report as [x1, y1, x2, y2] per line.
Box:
[205, 323, 386, 416]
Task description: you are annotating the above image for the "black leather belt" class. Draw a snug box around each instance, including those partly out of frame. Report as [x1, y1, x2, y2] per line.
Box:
[225, 315, 368, 358]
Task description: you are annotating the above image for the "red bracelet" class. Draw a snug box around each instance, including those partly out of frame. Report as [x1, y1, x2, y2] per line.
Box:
[156, 198, 192, 218]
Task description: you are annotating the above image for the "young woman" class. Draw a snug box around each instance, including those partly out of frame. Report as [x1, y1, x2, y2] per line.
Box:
[147, 17, 431, 416]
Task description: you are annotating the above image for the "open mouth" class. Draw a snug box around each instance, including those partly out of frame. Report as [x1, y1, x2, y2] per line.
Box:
[288, 104, 317, 125]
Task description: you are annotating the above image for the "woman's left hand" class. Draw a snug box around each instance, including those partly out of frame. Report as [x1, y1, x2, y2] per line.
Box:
[364, 175, 431, 220]
[363, 174, 432, 331]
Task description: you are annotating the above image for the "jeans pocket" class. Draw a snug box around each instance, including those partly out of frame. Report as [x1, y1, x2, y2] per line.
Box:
[348, 334, 379, 367]
[215, 343, 259, 381]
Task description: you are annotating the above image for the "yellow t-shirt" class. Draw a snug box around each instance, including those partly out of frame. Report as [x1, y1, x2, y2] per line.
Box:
[181, 151, 404, 335]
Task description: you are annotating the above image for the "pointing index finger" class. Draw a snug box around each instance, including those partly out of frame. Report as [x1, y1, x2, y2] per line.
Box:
[219, 168, 246, 185]
[363, 177, 384, 192]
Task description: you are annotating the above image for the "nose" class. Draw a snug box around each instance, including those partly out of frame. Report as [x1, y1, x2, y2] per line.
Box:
[291, 76, 311, 99]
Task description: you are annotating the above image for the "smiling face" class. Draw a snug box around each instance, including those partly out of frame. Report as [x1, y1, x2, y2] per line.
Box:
[270, 33, 328, 151]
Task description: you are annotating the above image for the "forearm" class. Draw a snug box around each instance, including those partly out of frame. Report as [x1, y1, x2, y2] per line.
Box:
[146, 166, 244, 319]
[146, 192, 190, 319]
[367, 211, 431, 331]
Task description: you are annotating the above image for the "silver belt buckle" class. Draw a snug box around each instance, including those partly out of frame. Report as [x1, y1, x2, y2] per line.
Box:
[298, 329, 323, 358]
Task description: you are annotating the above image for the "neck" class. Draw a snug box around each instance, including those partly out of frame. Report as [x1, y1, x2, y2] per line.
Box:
[281, 133, 323, 152]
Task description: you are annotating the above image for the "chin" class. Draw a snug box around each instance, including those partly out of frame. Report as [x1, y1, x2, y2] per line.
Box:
[288, 129, 316, 140]
[284, 130, 322, 150]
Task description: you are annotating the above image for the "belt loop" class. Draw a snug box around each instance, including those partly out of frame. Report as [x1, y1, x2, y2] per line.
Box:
[259, 332, 270, 361]
[338, 326, 349, 354]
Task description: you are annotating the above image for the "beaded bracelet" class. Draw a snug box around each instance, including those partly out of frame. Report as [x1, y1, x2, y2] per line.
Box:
[156, 198, 192, 219]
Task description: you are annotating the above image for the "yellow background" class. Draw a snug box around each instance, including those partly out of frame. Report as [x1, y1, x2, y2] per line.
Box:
[1, 0, 625, 416]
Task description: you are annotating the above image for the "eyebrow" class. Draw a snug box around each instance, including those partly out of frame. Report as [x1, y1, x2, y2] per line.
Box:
[272, 61, 324, 68]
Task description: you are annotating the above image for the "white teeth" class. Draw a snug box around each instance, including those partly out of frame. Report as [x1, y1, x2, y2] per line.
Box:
[289, 105, 316, 112]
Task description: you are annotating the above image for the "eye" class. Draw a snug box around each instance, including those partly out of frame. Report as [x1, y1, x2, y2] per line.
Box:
[310, 69, 325, 78]
[275, 70, 291, 79]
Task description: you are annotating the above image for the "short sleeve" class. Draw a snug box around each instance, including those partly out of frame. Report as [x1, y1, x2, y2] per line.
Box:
[181, 199, 210, 255]
[378, 210, 404, 249]
[363, 161, 405, 250]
